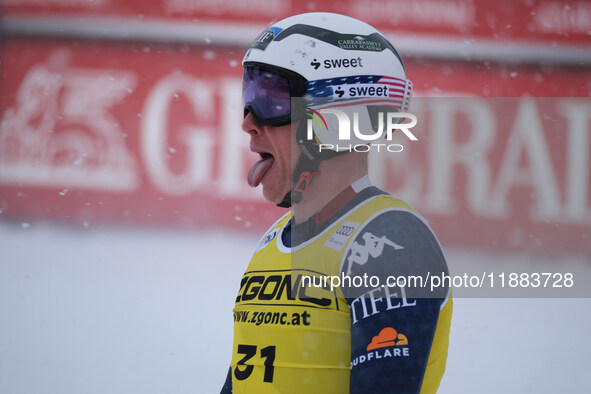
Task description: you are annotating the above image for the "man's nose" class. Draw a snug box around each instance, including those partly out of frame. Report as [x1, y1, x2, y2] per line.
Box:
[242, 111, 263, 136]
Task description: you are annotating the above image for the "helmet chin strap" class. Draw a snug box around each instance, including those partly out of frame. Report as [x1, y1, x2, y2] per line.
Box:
[276, 146, 321, 208]
[279, 152, 321, 207]
[276, 120, 319, 208]
[276, 119, 343, 208]
[277, 193, 292, 208]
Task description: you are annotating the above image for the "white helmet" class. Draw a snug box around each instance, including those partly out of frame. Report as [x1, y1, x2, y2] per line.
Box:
[244, 12, 409, 82]
[242, 12, 411, 122]
[242, 12, 412, 205]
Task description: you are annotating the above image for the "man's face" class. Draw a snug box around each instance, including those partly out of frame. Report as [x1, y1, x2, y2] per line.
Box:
[243, 112, 296, 205]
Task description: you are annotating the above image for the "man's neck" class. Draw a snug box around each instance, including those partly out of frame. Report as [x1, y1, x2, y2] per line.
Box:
[292, 154, 368, 224]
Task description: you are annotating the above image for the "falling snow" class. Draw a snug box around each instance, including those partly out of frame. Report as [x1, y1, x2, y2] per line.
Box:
[0, 223, 589, 394]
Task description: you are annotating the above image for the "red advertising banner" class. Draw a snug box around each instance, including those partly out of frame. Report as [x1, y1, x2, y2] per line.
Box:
[1, 38, 589, 254]
[375, 97, 591, 254]
[3, 0, 591, 46]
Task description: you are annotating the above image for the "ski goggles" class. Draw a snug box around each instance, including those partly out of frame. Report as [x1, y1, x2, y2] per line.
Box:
[242, 63, 306, 126]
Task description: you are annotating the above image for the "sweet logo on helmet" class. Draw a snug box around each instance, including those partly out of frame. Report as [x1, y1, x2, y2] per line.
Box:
[335, 84, 389, 98]
[305, 108, 418, 153]
[310, 57, 364, 70]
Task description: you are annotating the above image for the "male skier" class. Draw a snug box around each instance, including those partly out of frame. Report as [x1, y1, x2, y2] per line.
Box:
[222, 12, 452, 394]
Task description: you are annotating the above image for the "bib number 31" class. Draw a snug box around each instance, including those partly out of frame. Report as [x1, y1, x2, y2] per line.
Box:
[234, 344, 276, 383]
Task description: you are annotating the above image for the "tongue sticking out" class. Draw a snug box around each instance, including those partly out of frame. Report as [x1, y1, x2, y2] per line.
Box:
[247, 156, 274, 187]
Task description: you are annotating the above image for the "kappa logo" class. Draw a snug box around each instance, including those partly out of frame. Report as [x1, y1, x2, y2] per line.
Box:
[345, 232, 404, 275]
[351, 326, 410, 368]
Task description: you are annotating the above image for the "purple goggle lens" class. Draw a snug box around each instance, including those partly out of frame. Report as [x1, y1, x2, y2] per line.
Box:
[242, 66, 293, 126]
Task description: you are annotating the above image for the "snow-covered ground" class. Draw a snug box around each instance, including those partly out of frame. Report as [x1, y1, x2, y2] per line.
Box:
[1, 221, 590, 394]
